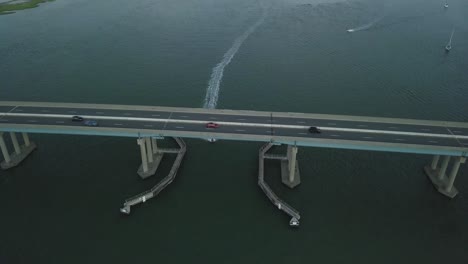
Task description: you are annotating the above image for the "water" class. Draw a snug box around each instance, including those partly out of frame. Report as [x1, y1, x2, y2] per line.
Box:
[203, 10, 266, 109]
[1, 0, 468, 263]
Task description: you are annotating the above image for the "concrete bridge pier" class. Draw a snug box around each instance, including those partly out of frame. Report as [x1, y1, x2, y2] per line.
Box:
[424, 155, 466, 198]
[121, 138, 186, 215]
[0, 132, 37, 170]
[137, 137, 164, 179]
[281, 145, 301, 188]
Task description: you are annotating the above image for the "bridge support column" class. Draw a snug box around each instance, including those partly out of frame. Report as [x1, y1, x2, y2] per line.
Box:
[424, 155, 466, 198]
[440, 157, 465, 198]
[10, 132, 21, 155]
[146, 137, 153, 163]
[431, 155, 440, 170]
[0, 133, 11, 164]
[438, 156, 450, 181]
[152, 138, 158, 154]
[0, 132, 37, 170]
[281, 145, 301, 188]
[137, 137, 164, 179]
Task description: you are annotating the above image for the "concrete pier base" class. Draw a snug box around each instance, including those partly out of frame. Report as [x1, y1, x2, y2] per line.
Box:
[281, 160, 301, 188]
[138, 152, 164, 179]
[424, 165, 458, 198]
[1, 142, 37, 170]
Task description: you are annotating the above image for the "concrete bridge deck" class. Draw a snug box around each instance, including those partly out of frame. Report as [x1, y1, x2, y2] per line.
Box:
[0, 101, 467, 156]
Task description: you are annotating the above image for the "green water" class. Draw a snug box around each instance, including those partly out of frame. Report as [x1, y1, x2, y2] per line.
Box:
[1, 0, 468, 263]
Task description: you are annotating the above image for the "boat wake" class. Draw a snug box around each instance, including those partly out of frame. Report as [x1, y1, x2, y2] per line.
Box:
[346, 17, 383, 33]
[203, 14, 266, 109]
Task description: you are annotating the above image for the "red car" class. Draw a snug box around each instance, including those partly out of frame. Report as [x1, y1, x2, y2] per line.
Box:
[206, 122, 220, 128]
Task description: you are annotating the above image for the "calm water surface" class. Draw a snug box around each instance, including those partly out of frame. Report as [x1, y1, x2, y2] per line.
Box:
[1, 0, 468, 263]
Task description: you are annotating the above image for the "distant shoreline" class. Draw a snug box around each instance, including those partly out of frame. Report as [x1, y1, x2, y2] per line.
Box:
[0, 0, 54, 15]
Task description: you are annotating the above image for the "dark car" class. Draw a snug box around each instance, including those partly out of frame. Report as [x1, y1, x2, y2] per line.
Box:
[308, 126, 321, 133]
[71, 116, 84, 122]
[84, 120, 99, 127]
[206, 122, 220, 128]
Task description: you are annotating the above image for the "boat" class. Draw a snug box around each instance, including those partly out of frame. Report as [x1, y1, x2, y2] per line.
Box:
[289, 218, 300, 227]
[444, 2, 448, 8]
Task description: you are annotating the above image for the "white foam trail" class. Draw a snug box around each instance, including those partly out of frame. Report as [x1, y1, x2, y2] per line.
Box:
[203, 14, 266, 109]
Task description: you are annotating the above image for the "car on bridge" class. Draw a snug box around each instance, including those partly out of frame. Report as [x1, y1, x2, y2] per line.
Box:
[308, 126, 321, 133]
[71, 116, 84, 122]
[84, 120, 99, 127]
[206, 122, 219, 129]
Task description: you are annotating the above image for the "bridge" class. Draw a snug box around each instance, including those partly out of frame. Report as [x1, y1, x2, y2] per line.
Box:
[0, 101, 467, 226]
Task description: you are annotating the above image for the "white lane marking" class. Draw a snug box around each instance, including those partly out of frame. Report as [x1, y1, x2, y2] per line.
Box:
[428, 140, 438, 144]
[16, 109, 23, 112]
[151, 114, 160, 117]
[3, 113, 468, 140]
[298, 132, 307, 135]
[0, 119, 8, 122]
[40, 110, 50, 113]
[297, 121, 306, 124]
[421, 128, 431, 131]
[123, 113, 132, 116]
[357, 125, 368, 127]
[67, 111, 77, 114]
[453, 130, 462, 133]
[236, 129, 246, 132]
[96, 111, 104, 114]
[144, 124, 153, 127]
[209, 117, 217, 119]
[266, 130, 272, 133]
[328, 123, 336, 125]
[237, 118, 246, 121]
[55, 121, 65, 124]
[27, 120, 37, 122]
[331, 134, 341, 137]
[179, 115, 189, 118]
[362, 136, 373, 139]
[395, 138, 406, 141]
[114, 123, 123, 126]
[388, 126, 398, 129]
[175, 126, 184, 129]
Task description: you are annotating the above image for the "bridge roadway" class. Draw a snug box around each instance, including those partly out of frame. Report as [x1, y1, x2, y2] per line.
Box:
[0, 101, 467, 156]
